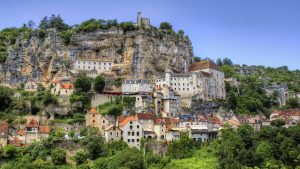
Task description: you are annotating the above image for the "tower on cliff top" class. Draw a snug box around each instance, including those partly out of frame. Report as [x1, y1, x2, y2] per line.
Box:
[136, 12, 150, 28]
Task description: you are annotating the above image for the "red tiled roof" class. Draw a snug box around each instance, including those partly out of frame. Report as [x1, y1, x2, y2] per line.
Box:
[189, 60, 219, 72]
[154, 117, 172, 125]
[119, 116, 137, 127]
[16, 129, 25, 135]
[137, 113, 154, 120]
[87, 108, 99, 114]
[226, 119, 240, 126]
[39, 126, 51, 134]
[272, 109, 300, 117]
[0, 122, 8, 138]
[8, 139, 21, 147]
[61, 84, 73, 89]
[52, 79, 60, 83]
[26, 119, 38, 128]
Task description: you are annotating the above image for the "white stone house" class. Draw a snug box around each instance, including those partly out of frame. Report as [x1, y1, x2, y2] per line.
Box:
[104, 125, 122, 143]
[73, 58, 113, 77]
[122, 79, 153, 94]
[118, 116, 143, 149]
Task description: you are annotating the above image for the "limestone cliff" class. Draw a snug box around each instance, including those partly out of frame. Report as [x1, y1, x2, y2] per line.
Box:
[0, 27, 193, 86]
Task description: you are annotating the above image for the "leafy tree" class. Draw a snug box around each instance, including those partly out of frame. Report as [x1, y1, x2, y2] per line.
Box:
[159, 22, 172, 30]
[39, 16, 49, 29]
[74, 74, 92, 92]
[286, 97, 299, 108]
[4, 144, 17, 159]
[27, 20, 36, 29]
[271, 119, 286, 127]
[94, 76, 105, 93]
[178, 30, 184, 37]
[223, 57, 233, 66]
[167, 132, 194, 159]
[42, 91, 58, 106]
[193, 56, 201, 62]
[74, 151, 88, 165]
[114, 77, 122, 88]
[216, 58, 223, 66]
[51, 148, 66, 165]
[111, 147, 145, 169]
[0, 86, 14, 111]
[120, 22, 136, 31]
[84, 135, 105, 160]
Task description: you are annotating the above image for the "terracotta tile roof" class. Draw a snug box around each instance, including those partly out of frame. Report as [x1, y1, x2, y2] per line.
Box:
[119, 116, 137, 127]
[8, 139, 21, 147]
[52, 79, 60, 83]
[87, 108, 99, 114]
[0, 122, 8, 138]
[154, 117, 172, 125]
[226, 119, 240, 126]
[61, 84, 73, 89]
[105, 125, 121, 131]
[271, 109, 300, 118]
[189, 60, 219, 72]
[16, 129, 26, 135]
[39, 126, 51, 134]
[26, 119, 38, 128]
[136, 113, 154, 120]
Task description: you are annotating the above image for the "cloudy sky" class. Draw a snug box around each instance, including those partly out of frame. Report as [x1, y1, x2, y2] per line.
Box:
[1, 0, 299, 69]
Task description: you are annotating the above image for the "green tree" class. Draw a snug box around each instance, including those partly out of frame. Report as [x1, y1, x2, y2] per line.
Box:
[159, 22, 172, 30]
[286, 97, 299, 108]
[74, 74, 92, 92]
[94, 76, 106, 93]
[0, 86, 14, 111]
[271, 119, 286, 127]
[111, 147, 145, 169]
[51, 148, 66, 165]
[167, 132, 194, 159]
[84, 135, 105, 160]
[4, 145, 17, 159]
[74, 151, 88, 165]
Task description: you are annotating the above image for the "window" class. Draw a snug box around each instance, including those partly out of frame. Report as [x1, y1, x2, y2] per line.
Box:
[109, 63, 111, 65]
[92, 120, 95, 123]
[110, 132, 112, 135]
[132, 139, 135, 142]
[130, 125, 133, 129]
[130, 121, 133, 124]
[137, 132, 140, 136]
[132, 132, 135, 136]
[93, 115, 95, 117]
[103, 120, 105, 123]
[137, 125, 139, 129]
[128, 132, 130, 136]
[137, 139, 140, 142]
[128, 139, 130, 142]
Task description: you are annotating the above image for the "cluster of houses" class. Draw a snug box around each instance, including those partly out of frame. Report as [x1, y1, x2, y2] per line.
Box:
[0, 107, 300, 149]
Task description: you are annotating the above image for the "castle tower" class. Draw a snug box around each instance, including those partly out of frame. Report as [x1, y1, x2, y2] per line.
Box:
[137, 12, 142, 27]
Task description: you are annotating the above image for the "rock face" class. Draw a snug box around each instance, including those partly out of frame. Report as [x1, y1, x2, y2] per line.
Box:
[0, 27, 193, 85]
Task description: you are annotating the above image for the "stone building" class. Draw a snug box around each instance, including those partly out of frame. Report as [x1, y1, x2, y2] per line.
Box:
[73, 58, 113, 77]
[264, 82, 289, 106]
[118, 116, 143, 149]
[122, 79, 153, 94]
[85, 108, 113, 135]
[136, 12, 150, 28]
[104, 125, 122, 143]
[155, 86, 181, 118]
[155, 60, 226, 107]
[51, 80, 74, 96]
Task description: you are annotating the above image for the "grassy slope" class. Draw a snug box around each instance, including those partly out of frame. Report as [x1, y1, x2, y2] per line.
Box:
[165, 147, 219, 169]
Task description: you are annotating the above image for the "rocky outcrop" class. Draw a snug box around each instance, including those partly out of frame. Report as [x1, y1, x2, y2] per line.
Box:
[0, 27, 193, 86]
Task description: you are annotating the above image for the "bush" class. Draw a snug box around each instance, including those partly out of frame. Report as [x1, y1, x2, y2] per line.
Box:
[74, 150, 88, 165]
[159, 22, 173, 31]
[94, 76, 105, 93]
[51, 148, 66, 165]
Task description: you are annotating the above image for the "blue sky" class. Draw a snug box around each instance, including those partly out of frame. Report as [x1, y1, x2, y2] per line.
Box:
[0, 0, 299, 70]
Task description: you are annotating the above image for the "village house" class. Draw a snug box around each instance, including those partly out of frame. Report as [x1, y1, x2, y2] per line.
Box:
[104, 125, 122, 143]
[187, 124, 218, 142]
[264, 82, 289, 106]
[165, 127, 185, 141]
[122, 79, 153, 94]
[0, 122, 9, 148]
[156, 85, 181, 118]
[270, 109, 300, 127]
[51, 80, 74, 96]
[85, 108, 113, 135]
[118, 116, 143, 149]
[155, 60, 225, 107]
[16, 119, 51, 144]
[73, 58, 113, 77]
[24, 79, 38, 91]
[136, 113, 155, 132]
